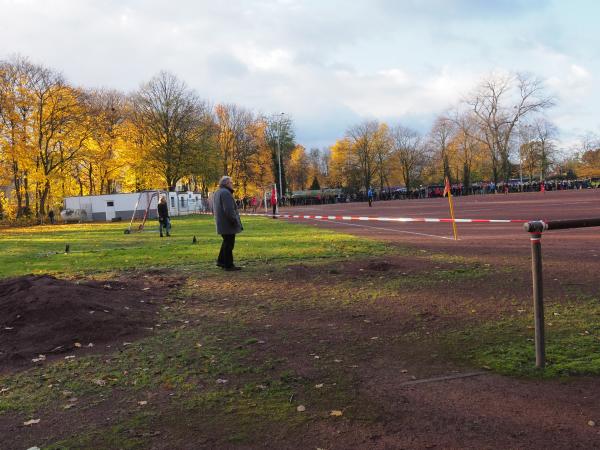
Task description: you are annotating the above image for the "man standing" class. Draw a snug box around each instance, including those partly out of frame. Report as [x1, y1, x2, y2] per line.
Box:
[367, 187, 374, 207]
[158, 195, 171, 237]
[213, 176, 243, 271]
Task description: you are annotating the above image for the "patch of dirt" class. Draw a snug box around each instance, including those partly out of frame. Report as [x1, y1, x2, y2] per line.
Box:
[0, 274, 177, 373]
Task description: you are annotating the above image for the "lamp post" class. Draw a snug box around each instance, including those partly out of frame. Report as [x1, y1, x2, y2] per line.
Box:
[276, 112, 285, 205]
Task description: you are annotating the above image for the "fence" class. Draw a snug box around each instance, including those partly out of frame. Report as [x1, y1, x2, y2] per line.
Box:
[524, 218, 600, 368]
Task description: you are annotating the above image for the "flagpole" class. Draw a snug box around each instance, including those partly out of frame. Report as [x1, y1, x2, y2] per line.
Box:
[444, 177, 459, 240]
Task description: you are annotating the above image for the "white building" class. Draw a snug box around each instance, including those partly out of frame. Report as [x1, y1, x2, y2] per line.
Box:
[62, 190, 205, 222]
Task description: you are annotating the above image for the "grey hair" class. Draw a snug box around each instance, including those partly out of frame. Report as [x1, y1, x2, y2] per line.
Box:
[219, 176, 233, 187]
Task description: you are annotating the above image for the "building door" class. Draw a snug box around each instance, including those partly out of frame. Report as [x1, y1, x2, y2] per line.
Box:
[106, 201, 116, 221]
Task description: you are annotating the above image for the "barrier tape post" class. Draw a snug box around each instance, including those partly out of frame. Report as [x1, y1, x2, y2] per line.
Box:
[524, 220, 546, 368]
[524, 217, 600, 369]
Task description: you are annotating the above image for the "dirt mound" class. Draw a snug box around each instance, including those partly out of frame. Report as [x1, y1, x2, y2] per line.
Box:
[0, 275, 162, 372]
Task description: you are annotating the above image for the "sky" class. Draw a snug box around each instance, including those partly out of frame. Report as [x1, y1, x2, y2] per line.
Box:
[1, 0, 599, 152]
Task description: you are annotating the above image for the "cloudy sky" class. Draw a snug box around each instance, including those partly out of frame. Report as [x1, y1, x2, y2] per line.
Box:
[1, 0, 598, 151]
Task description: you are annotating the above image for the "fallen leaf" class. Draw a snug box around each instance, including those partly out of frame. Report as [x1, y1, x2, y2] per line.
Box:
[296, 405, 306, 412]
[216, 378, 228, 384]
[23, 419, 40, 426]
[0, 387, 9, 394]
[92, 379, 106, 386]
[63, 404, 74, 410]
[330, 410, 343, 417]
[138, 400, 148, 406]
[588, 420, 596, 427]
[32, 354, 46, 363]
[64, 355, 75, 360]
[315, 384, 324, 389]
[74, 342, 82, 348]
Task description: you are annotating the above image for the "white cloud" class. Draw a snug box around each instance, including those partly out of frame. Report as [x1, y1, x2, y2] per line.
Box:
[0, 0, 599, 149]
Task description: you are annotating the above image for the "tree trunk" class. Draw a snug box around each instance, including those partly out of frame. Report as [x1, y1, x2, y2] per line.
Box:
[38, 179, 51, 218]
[12, 160, 23, 218]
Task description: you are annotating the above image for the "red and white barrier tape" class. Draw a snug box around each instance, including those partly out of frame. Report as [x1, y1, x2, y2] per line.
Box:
[273, 214, 528, 224]
[198, 211, 528, 224]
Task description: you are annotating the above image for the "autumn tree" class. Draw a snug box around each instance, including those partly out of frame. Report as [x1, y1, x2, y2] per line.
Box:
[345, 120, 382, 192]
[132, 72, 212, 191]
[287, 145, 309, 191]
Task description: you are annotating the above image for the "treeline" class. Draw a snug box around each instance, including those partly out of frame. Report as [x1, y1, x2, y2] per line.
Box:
[328, 73, 600, 193]
[0, 56, 297, 220]
[2, 57, 600, 222]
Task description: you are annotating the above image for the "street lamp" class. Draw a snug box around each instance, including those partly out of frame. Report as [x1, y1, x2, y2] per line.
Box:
[276, 112, 285, 205]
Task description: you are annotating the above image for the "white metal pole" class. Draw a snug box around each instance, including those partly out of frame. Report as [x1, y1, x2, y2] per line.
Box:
[277, 117, 283, 204]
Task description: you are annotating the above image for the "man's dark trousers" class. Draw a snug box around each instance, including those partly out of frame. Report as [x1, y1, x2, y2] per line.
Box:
[218, 234, 236, 268]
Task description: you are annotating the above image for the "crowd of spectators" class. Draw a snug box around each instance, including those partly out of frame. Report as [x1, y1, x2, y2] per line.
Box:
[234, 178, 599, 209]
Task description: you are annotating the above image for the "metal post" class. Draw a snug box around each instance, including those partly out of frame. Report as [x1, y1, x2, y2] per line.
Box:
[529, 231, 545, 368]
[277, 114, 284, 206]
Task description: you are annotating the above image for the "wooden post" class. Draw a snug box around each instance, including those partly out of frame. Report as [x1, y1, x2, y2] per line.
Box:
[529, 231, 545, 368]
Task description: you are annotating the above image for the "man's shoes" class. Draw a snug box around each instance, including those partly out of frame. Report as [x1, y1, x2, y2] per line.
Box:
[216, 263, 225, 268]
[223, 265, 242, 271]
[166, 233, 171, 237]
[160, 234, 164, 237]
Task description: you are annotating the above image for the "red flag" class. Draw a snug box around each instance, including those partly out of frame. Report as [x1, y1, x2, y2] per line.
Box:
[443, 177, 451, 197]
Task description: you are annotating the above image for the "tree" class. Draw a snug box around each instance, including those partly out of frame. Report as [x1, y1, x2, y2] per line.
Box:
[451, 112, 484, 190]
[390, 124, 426, 192]
[287, 145, 309, 191]
[466, 73, 554, 183]
[346, 120, 381, 192]
[132, 72, 212, 191]
[430, 115, 455, 183]
[26, 62, 90, 217]
[309, 176, 320, 190]
[264, 114, 295, 195]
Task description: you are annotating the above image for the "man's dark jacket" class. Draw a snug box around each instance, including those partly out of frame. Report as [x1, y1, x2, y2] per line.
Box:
[213, 187, 243, 235]
[157, 202, 169, 221]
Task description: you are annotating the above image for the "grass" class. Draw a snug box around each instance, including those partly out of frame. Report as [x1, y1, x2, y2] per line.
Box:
[0, 215, 388, 278]
[443, 297, 600, 377]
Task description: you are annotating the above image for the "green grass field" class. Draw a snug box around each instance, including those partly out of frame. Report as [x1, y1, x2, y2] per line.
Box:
[0, 215, 388, 278]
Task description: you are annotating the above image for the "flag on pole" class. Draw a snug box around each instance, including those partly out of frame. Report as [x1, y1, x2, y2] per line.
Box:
[443, 177, 451, 197]
[443, 177, 459, 241]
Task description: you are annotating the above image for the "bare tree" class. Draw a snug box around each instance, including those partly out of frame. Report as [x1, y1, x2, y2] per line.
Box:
[346, 120, 381, 192]
[466, 73, 554, 183]
[264, 113, 295, 195]
[132, 72, 212, 191]
[532, 118, 557, 180]
[452, 112, 481, 191]
[390, 124, 426, 192]
[429, 115, 456, 183]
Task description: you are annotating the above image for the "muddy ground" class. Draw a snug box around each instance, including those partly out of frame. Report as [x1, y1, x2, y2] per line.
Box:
[1, 243, 599, 449]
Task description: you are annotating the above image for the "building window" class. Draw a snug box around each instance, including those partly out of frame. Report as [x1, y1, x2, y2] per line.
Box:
[107, 201, 114, 207]
[170, 197, 175, 208]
